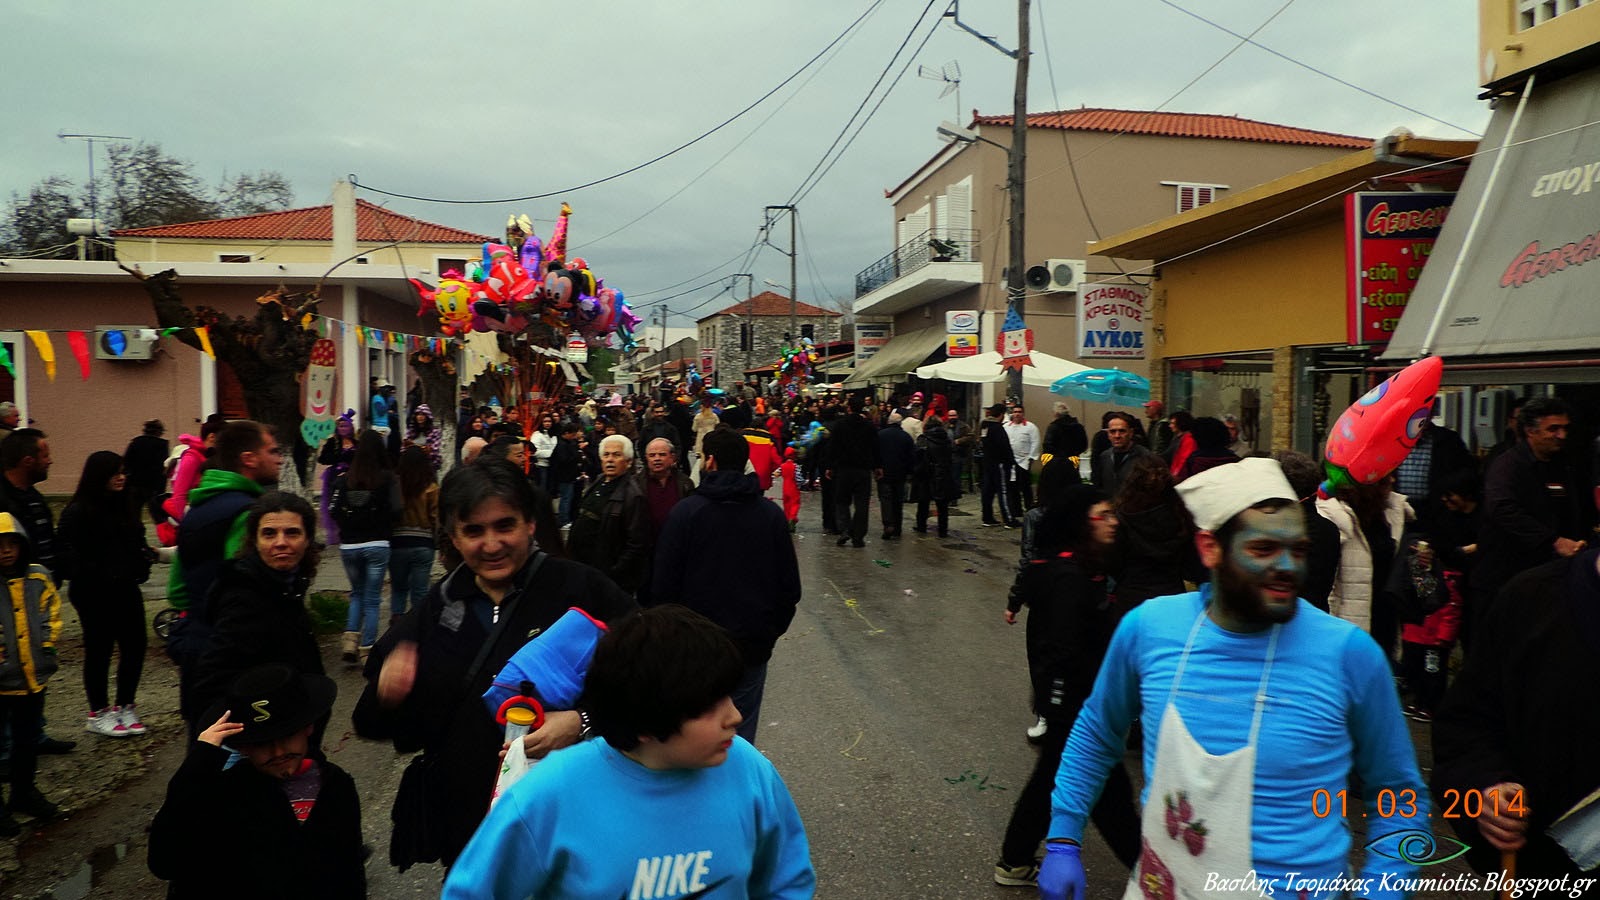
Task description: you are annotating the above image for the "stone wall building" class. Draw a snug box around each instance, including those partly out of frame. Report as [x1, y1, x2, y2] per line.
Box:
[696, 292, 842, 387]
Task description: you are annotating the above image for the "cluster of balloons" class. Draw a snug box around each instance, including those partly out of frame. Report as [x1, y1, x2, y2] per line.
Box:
[774, 337, 821, 398]
[410, 203, 642, 351]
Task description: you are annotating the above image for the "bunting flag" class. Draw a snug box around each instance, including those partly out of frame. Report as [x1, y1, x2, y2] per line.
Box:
[161, 327, 184, 339]
[24, 330, 56, 381]
[66, 331, 91, 380]
[0, 343, 13, 377]
[194, 326, 216, 359]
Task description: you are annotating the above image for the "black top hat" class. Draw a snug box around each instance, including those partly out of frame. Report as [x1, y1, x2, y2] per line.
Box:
[204, 664, 336, 745]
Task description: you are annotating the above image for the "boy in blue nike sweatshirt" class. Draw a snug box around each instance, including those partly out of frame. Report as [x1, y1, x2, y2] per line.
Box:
[443, 605, 815, 900]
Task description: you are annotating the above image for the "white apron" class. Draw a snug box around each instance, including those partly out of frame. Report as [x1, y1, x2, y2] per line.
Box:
[1124, 610, 1281, 900]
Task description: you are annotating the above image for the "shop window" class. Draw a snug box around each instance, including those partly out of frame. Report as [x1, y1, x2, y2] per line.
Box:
[436, 257, 469, 277]
[800, 324, 815, 340]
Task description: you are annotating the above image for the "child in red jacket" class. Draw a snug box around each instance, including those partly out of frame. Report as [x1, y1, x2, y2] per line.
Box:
[780, 449, 800, 533]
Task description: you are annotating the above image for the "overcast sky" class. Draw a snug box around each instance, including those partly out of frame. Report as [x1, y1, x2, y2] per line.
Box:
[4, 0, 1491, 326]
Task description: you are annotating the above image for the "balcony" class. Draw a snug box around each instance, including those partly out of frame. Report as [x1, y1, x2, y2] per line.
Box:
[853, 229, 984, 317]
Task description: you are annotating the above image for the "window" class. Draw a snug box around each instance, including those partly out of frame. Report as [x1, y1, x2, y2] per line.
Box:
[435, 257, 469, 277]
[355, 256, 370, 265]
[1519, 0, 1593, 28]
[739, 323, 753, 352]
[218, 253, 252, 263]
[800, 324, 815, 340]
[1163, 181, 1228, 213]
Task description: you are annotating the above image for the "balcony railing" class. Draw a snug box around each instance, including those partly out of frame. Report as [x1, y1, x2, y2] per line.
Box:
[854, 228, 981, 298]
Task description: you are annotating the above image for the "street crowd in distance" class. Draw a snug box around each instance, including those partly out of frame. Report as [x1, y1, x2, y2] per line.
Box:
[0, 377, 1593, 899]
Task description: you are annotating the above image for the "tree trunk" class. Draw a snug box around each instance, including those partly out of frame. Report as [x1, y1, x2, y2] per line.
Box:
[409, 348, 459, 477]
[122, 264, 321, 496]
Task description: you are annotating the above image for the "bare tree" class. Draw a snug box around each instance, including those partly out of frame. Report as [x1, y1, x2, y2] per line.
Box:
[120, 264, 321, 495]
[1, 176, 82, 256]
[215, 171, 295, 218]
[101, 142, 216, 228]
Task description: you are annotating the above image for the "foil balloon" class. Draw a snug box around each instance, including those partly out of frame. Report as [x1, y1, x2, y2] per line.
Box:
[519, 234, 545, 274]
[480, 255, 527, 303]
[548, 202, 572, 268]
[410, 276, 477, 336]
[544, 267, 580, 312]
[1321, 354, 1444, 495]
[567, 257, 597, 297]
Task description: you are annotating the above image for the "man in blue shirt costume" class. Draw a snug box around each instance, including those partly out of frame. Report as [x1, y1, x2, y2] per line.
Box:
[1042, 457, 1428, 900]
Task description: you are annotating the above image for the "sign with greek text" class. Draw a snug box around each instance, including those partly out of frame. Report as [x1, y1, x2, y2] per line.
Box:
[1347, 192, 1455, 346]
[854, 322, 892, 365]
[565, 336, 589, 363]
[1076, 283, 1148, 359]
[946, 334, 979, 357]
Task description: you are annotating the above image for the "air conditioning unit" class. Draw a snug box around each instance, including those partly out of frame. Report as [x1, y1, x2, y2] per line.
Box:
[94, 327, 161, 361]
[1024, 259, 1086, 294]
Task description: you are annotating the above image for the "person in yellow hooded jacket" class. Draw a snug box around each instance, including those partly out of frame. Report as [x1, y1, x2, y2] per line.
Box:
[0, 511, 63, 834]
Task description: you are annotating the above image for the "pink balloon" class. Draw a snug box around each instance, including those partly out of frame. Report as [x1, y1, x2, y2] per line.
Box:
[1324, 355, 1444, 485]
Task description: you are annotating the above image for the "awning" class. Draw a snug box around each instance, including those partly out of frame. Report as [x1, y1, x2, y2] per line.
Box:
[843, 325, 945, 386]
[915, 350, 1089, 387]
[1385, 70, 1600, 359]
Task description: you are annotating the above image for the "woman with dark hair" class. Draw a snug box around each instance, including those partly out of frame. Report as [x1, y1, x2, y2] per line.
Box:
[1317, 474, 1412, 646]
[189, 492, 325, 722]
[403, 404, 443, 471]
[354, 460, 635, 871]
[317, 412, 358, 543]
[529, 413, 558, 490]
[910, 414, 956, 537]
[1114, 454, 1199, 610]
[1164, 409, 1197, 474]
[1171, 416, 1238, 483]
[995, 484, 1140, 885]
[331, 430, 400, 664]
[389, 447, 439, 620]
[58, 451, 155, 737]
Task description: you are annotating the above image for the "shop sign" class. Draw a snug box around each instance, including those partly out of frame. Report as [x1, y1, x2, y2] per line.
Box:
[565, 336, 589, 363]
[1076, 283, 1148, 359]
[700, 349, 716, 374]
[945, 310, 980, 333]
[855, 322, 892, 365]
[946, 334, 980, 357]
[1346, 191, 1455, 345]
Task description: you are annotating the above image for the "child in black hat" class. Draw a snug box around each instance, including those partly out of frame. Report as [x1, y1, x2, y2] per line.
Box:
[148, 664, 364, 899]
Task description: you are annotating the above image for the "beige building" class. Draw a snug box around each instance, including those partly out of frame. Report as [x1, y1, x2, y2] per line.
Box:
[0, 185, 490, 493]
[848, 108, 1373, 417]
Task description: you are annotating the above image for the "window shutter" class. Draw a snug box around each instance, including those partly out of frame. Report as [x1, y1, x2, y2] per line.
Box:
[1177, 185, 1197, 213]
[934, 194, 950, 241]
[947, 177, 972, 238]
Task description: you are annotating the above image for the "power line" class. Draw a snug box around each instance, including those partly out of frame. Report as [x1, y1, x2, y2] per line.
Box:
[628, 237, 765, 301]
[783, 0, 941, 208]
[1153, 0, 1480, 136]
[790, 5, 945, 207]
[348, 0, 886, 207]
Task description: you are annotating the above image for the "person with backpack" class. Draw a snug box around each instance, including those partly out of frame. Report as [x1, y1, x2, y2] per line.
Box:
[389, 447, 438, 620]
[57, 451, 155, 738]
[330, 431, 400, 664]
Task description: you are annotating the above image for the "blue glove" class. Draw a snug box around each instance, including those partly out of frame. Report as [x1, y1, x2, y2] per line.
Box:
[1037, 842, 1086, 900]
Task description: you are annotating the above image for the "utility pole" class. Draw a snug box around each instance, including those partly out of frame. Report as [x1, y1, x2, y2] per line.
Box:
[764, 205, 798, 344]
[1005, 0, 1030, 404]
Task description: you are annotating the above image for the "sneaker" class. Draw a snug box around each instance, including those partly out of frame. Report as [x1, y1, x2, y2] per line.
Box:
[9, 788, 59, 820]
[982, 521, 1001, 527]
[994, 861, 1039, 887]
[86, 708, 130, 738]
[1026, 716, 1048, 743]
[118, 705, 148, 736]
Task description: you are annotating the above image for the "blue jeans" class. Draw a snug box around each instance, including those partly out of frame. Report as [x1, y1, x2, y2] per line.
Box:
[556, 481, 577, 525]
[341, 544, 390, 647]
[388, 545, 435, 618]
[730, 662, 769, 745]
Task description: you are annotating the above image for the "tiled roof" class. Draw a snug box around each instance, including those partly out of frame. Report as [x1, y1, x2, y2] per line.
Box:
[701, 291, 840, 320]
[971, 108, 1370, 149]
[111, 199, 493, 244]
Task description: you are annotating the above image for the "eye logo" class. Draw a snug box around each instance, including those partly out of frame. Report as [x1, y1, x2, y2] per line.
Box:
[1364, 829, 1470, 866]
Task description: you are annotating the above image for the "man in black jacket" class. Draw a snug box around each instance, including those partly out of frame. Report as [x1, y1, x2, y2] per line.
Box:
[979, 404, 1019, 527]
[824, 396, 882, 547]
[1469, 397, 1592, 651]
[1042, 402, 1088, 466]
[649, 427, 800, 744]
[570, 434, 653, 595]
[876, 415, 915, 539]
[1091, 413, 1154, 501]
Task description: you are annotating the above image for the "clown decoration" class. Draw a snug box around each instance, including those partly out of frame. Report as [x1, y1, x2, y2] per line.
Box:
[997, 307, 1034, 371]
[300, 338, 339, 448]
[1320, 355, 1444, 496]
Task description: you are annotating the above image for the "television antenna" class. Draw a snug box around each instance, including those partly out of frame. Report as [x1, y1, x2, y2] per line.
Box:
[917, 60, 961, 119]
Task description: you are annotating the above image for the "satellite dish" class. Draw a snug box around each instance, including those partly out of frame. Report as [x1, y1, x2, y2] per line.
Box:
[1024, 265, 1052, 290]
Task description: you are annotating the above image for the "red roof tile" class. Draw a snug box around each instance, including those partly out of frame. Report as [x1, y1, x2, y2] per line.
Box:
[111, 199, 493, 244]
[971, 108, 1370, 149]
[702, 291, 840, 320]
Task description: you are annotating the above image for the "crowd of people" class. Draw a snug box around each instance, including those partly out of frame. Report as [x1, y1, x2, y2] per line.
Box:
[0, 377, 1593, 897]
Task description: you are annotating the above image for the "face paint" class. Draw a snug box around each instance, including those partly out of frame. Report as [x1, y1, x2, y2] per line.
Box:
[1212, 505, 1309, 628]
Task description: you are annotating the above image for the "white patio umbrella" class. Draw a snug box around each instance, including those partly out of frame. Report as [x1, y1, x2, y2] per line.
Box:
[915, 350, 1090, 387]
